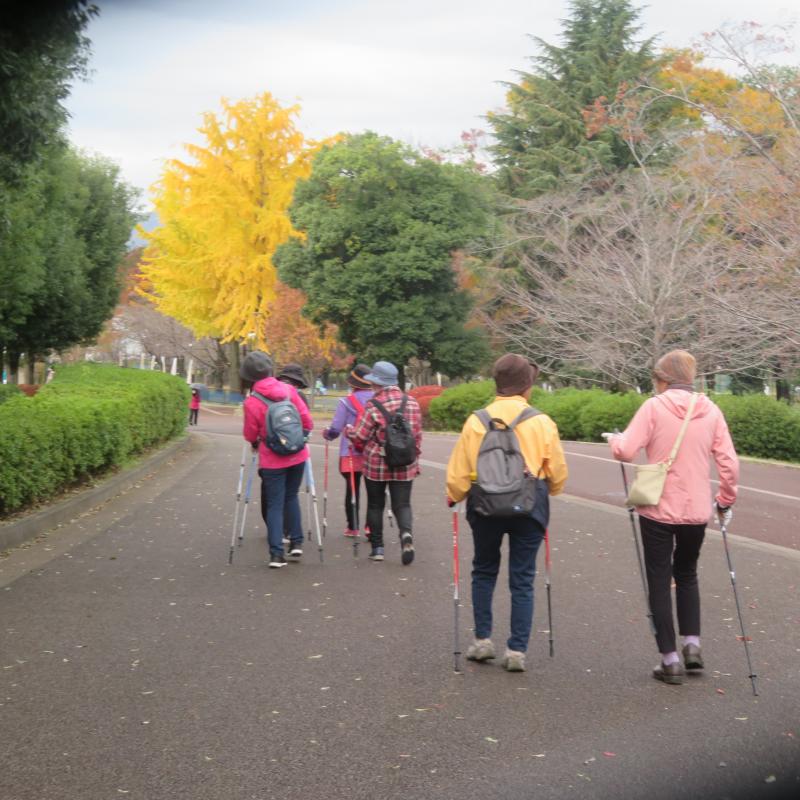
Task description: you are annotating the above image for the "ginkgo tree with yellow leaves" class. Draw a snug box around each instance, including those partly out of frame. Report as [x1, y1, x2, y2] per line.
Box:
[138, 92, 329, 356]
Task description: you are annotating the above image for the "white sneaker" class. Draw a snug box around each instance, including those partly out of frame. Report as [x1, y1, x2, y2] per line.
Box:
[501, 648, 526, 672]
[269, 554, 288, 568]
[288, 544, 303, 559]
[466, 639, 496, 662]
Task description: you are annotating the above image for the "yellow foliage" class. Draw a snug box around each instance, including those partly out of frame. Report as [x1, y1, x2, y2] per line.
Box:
[138, 92, 330, 345]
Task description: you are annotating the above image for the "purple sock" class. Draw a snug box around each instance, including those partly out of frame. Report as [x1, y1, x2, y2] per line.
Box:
[662, 651, 680, 666]
[683, 636, 700, 648]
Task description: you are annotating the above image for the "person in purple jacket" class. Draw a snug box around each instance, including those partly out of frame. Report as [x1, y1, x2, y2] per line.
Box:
[322, 365, 373, 537]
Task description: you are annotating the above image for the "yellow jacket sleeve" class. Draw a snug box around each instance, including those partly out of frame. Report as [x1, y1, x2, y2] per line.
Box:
[446, 416, 479, 503]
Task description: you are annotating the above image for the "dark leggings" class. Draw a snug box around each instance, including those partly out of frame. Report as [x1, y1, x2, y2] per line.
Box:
[639, 516, 706, 654]
[189, 408, 198, 425]
[341, 470, 362, 530]
[364, 478, 413, 548]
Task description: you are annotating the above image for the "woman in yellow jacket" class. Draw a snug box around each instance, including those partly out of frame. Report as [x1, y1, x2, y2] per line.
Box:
[446, 354, 568, 672]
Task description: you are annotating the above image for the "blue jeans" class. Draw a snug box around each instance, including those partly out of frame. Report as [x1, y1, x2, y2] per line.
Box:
[259, 461, 306, 556]
[467, 508, 545, 653]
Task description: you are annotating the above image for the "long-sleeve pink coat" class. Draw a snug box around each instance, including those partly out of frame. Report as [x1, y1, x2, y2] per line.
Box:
[610, 389, 739, 525]
[243, 377, 314, 470]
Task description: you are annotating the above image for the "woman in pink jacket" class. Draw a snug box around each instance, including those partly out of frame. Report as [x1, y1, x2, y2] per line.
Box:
[240, 352, 314, 569]
[604, 350, 739, 685]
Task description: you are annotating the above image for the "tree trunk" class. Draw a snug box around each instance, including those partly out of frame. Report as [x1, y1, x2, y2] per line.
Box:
[8, 351, 20, 384]
[25, 355, 36, 384]
[398, 364, 406, 391]
[223, 341, 241, 391]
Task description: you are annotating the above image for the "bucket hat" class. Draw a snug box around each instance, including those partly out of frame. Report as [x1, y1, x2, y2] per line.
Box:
[364, 361, 398, 387]
[347, 364, 372, 390]
[239, 351, 273, 382]
[277, 363, 309, 389]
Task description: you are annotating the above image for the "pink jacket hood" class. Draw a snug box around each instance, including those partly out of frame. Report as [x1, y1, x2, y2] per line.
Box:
[610, 389, 739, 525]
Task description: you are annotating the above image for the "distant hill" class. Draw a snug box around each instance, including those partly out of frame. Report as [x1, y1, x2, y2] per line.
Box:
[127, 211, 159, 249]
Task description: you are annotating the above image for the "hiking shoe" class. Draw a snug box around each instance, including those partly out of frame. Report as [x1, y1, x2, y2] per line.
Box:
[400, 532, 415, 566]
[466, 639, 496, 662]
[501, 649, 526, 672]
[288, 543, 303, 559]
[368, 546, 384, 561]
[653, 662, 685, 685]
[682, 644, 704, 671]
[343, 529, 359, 538]
[268, 554, 288, 569]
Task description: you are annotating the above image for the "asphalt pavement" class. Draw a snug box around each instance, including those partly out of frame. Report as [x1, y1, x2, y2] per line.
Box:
[1, 424, 799, 800]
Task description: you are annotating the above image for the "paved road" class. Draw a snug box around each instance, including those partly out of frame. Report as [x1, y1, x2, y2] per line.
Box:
[2, 420, 799, 799]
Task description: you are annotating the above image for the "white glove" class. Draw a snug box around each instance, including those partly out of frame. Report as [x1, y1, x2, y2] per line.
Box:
[601, 432, 620, 443]
[714, 502, 733, 527]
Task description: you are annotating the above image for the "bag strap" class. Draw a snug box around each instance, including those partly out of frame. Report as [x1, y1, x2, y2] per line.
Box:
[369, 397, 391, 426]
[666, 393, 699, 468]
[474, 405, 539, 432]
[348, 394, 364, 415]
[508, 406, 541, 430]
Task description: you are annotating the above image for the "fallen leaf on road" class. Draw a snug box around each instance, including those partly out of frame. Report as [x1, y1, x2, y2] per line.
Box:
[603, 752, 616, 758]
[716, 688, 726, 695]
[735, 716, 748, 721]
[765, 775, 776, 783]
[485, 737, 498, 743]
[307, 654, 323, 659]
[398, 714, 409, 718]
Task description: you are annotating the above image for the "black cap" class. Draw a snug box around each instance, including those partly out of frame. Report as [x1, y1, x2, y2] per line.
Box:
[277, 363, 308, 389]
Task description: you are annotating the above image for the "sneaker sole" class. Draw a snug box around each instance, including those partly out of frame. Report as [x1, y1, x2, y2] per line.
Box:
[368, 555, 384, 561]
[401, 546, 415, 566]
[269, 562, 287, 569]
[653, 670, 683, 685]
[467, 653, 495, 662]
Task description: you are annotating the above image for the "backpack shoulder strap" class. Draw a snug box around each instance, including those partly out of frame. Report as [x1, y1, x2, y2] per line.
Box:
[369, 397, 391, 425]
[474, 408, 493, 431]
[508, 406, 541, 430]
[251, 391, 272, 407]
[348, 394, 364, 414]
[397, 394, 408, 415]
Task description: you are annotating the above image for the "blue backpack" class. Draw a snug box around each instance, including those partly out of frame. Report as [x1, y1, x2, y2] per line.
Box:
[252, 392, 306, 455]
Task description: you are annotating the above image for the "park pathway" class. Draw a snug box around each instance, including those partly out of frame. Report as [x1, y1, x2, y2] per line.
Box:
[1, 430, 798, 800]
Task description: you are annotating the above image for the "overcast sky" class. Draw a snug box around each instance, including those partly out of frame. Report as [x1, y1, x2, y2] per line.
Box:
[65, 0, 798, 206]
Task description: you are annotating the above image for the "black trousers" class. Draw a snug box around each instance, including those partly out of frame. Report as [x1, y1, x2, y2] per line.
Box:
[189, 408, 198, 425]
[341, 470, 362, 530]
[364, 478, 413, 548]
[639, 516, 706, 654]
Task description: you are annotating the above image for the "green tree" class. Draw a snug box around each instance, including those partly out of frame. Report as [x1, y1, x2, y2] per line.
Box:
[488, 0, 658, 197]
[1, 147, 138, 379]
[0, 0, 96, 182]
[276, 132, 491, 386]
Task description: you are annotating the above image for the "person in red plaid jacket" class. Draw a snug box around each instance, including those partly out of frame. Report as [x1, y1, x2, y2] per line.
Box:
[345, 361, 422, 564]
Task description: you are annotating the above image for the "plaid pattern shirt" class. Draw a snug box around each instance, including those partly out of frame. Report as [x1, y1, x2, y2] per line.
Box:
[347, 386, 422, 481]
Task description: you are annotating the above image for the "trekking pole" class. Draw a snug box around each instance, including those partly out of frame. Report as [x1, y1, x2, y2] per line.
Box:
[322, 439, 329, 539]
[234, 450, 258, 555]
[228, 441, 249, 564]
[544, 527, 554, 658]
[305, 462, 312, 543]
[719, 519, 758, 696]
[452, 504, 461, 673]
[619, 463, 657, 637]
[304, 458, 324, 563]
[348, 460, 360, 558]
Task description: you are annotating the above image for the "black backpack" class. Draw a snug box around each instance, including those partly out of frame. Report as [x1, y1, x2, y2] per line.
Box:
[370, 395, 416, 468]
[469, 406, 544, 517]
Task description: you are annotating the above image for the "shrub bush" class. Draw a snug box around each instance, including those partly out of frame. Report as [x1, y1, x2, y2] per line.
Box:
[0, 385, 22, 405]
[410, 385, 445, 428]
[0, 364, 189, 515]
[426, 382, 800, 462]
[714, 394, 800, 461]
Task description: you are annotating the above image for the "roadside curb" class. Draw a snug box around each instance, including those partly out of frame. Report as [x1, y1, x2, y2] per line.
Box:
[0, 436, 193, 553]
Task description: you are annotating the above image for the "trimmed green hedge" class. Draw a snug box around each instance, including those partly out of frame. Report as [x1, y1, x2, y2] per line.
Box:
[0, 364, 189, 515]
[428, 382, 800, 462]
[0, 385, 22, 405]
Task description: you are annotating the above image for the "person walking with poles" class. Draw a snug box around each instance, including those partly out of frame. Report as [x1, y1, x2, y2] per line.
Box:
[322, 365, 373, 538]
[345, 361, 421, 564]
[602, 350, 739, 686]
[277, 363, 310, 408]
[446, 354, 568, 672]
[241, 352, 314, 568]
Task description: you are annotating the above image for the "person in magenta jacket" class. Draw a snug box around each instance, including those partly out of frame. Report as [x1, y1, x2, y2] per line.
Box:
[241, 352, 314, 568]
[188, 388, 201, 425]
[322, 364, 373, 537]
[603, 350, 739, 685]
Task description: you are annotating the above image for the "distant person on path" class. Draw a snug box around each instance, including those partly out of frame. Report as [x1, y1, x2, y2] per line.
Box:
[602, 349, 739, 685]
[277, 363, 310, 409]
[241, 351, 314, 568]
[345, 361, 421, 564]
[446, 354, 568, 672]
[322, 364, 374, 537]
[189, 387, 201, 425]
[315, 378, 327, 396]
